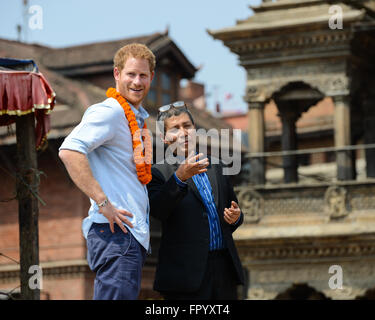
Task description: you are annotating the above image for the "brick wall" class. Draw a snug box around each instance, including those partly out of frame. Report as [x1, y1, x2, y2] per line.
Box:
[0, 140, 93, 299]
[0, 139, 160, 299]
[0, 141, 89, 266]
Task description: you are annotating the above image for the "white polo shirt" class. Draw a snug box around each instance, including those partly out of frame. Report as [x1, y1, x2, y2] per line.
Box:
[59, 97, 150, 251]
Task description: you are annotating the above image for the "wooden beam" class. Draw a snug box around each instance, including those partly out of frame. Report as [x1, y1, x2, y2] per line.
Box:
[15, 112, 40, 300]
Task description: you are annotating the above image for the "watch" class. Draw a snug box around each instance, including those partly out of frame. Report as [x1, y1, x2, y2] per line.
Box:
[97, 198, 108, 208]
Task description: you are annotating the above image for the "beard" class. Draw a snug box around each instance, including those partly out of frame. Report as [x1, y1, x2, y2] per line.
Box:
[117, 83, 149, 108]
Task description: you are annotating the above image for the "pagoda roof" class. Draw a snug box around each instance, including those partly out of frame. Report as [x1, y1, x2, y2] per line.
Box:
[208, 1, 374, 40]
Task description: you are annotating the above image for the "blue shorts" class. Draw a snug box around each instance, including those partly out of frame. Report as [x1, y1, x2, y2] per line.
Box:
[86, 223, 146, 300]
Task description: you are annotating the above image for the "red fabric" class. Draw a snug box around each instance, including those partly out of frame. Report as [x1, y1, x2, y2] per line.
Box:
[0, 71, 55, 149]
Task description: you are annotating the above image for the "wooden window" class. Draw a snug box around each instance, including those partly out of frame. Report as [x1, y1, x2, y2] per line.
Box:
[161, 73, 171, 90]
[160, 72, 174, 105]
[162, 93, 171, 105]
[147, 89, 157, 105]
[148, 68, 178, 107]
[146, 74, 157, 106]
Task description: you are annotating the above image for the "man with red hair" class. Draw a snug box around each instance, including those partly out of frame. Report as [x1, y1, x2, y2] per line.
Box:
[59, 43, 155, 300]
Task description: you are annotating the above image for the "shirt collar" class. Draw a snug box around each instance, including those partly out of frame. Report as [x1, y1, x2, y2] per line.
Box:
[129, 103, 149, 120]
[109, 97, 149, 120]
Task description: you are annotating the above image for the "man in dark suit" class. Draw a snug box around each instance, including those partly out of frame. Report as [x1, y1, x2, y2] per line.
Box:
[147, 102, 244, 300]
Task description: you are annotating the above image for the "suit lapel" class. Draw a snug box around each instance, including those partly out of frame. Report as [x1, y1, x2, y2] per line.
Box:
[206, 162, 220, 215]
[165, 155, 180, 174]
[186, 177, 204, 205]
[165, 155, 203, 204]
[186, 161, 221, 214]
[165, 155, 220, 213]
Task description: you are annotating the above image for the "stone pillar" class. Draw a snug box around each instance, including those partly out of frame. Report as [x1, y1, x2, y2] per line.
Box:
[279, 111, 299, 183]
[363, 97, 375, 178]
[333, 95, 355, 181]
[248, 101, 265, 185]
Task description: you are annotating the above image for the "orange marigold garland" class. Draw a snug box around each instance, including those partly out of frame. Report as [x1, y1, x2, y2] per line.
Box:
[106, 87, 152, 184]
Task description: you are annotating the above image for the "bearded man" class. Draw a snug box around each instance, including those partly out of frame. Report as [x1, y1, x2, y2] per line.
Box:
[59, 43, 155, 300]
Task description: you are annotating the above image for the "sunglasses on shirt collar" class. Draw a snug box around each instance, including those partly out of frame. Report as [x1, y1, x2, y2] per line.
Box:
[158, 101, 187, 113]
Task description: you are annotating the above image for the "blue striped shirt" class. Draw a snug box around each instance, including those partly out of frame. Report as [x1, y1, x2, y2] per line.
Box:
[192, 173, 224, 251]
[173, 172, 224, 251]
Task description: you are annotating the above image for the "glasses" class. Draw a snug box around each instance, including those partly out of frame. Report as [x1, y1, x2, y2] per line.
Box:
[158, 101, 186, 113]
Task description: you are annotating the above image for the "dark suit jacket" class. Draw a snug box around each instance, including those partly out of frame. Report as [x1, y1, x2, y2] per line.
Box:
[147, 157, 245, 293]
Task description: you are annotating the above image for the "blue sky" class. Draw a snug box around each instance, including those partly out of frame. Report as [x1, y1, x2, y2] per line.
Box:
[0, 0, 262, 113]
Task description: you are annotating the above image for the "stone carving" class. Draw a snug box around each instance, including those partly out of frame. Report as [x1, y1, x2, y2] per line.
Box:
[245, 74, 349, 102]
[237, 188, 264, 223]
[239, 243, 375, 260]
[245, 260, 375, 300]
[263, 197, 324, 216]
[246, 85, 258, 96]
[246, 63, 345, 80]
[324, 186, 349, 219]
[327, 287, 371, 300]
[231, 32, 351, 55]
[248, 287, 279, 300]
[313, 76, 350, 97]
[235, 184, 375, 219]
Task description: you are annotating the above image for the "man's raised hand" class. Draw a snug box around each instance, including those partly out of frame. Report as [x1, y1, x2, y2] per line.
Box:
[175, 152, 209, 182]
